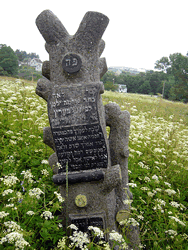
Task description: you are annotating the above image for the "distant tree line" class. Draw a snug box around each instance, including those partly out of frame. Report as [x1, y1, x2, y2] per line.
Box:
[0, 44, 41, 81]
[102, 52, 188, 103]
[15, 49, 39, 62]
[0, 44, 18, 76]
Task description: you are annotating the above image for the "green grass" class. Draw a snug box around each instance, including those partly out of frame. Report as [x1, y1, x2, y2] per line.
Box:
[0, 77, 187, 249]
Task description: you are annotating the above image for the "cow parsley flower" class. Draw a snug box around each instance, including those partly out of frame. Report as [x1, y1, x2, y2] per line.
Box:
[0, 211, 9, 218]
[0, 232, 30, 249]
[147, 191, 155, 197]
[128, 183, 137, 188]
[165, 189, 176, 196]
[69, 230, 89, 249]
[165, 229, 177, 239]
[57, 236, 67, 249]
[54, 191, 65, 203]
[88, 226, 104, 238]
[123, 199, 133, 205]
[144, 176, 151, 182]
[26, 211, 35, 216]
[29, 188, 44, 199]
[109, 230, 124, 243]
[41, 211, 54, 220]
[41, 169, 49, 176]
[41, 159, 48, 164]
[2, 189, 14, 196]
[4, 221, 22, 232]
[68, 224, 78, 231]
[2, 174, 19, 187]
[169, 216, 186, 226]
[151, 175, 158, 180]
[170, 201, 180, 208]
[164, 182, 171, 187]
[21, 169, 33, 183]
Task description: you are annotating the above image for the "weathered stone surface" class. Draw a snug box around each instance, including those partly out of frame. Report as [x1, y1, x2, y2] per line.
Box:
[35, 9, 139, 249]
[48, 83, 108, 173]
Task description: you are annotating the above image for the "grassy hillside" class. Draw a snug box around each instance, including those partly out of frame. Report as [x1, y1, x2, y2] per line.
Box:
[0, 77, 187, 249]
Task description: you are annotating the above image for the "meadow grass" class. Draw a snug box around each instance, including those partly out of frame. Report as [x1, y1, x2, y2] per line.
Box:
[0, 77, 187, 249]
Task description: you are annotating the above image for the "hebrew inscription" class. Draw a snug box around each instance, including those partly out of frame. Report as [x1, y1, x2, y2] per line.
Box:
[62, 54, 82, 73]
[48, 84, 108, 172]
[70, 216, 104, 232]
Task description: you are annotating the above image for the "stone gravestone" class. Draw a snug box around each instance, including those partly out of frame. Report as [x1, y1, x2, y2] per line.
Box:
[35, 10, 140, 249]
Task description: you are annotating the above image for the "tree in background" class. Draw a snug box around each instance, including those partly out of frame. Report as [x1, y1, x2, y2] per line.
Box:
[15, 49, 39, 62]
[104, 81, 119, 91]
[0, 44, 18, 76]
[155, 53, 188, 102]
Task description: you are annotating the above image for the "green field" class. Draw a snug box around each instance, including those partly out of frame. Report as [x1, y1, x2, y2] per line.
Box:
[0, 77, 187, 249]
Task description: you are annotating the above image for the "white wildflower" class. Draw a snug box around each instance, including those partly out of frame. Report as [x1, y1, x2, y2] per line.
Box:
[2, 174, 19, 187]
[29, 188, 44, 199]
[21, 169, 33, 183]
[2, 189, 14, 196]
[41, 159, 49, 164]
[0, 211, 9, 218]
[57, 236, 67, 249]
[164, 182, 171, 187]
[41, 211, 54, 220]
[0, 232, 30, 249]
[54, 191, 65, 203]
[41, 169, 49, 176]
[152, 174, 159, 181]
[5, 203, 14, 208]
[109, 230, 124, 243]
[147, 191, 155, 197]
[68, 224, 78, 231]
[137, 215, 144, 220]
[170, 201, 180, 208]
[165, 189, 176, 196]
[169, 216, 186, 226]
[136, 151, 142, 156]
[69, 230, 89, 249]
[88, 226, 104, 238]
[155, 198, 166, 206]
[144, 176, 151, 182]
[140, 187, 150, 191]
[165, 229, 177, 239]
[123, 199, 133, 205]
[4, 221, 22, 232]
[26, 211, 35, 216]
[128, 183, 137, 188]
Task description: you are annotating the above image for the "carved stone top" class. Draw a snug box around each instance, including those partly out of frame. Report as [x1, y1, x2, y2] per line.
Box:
[35, 10, 110, 175]
[36, 10, 109, 85]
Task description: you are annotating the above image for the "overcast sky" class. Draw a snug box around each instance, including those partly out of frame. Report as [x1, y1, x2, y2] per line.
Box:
[1, 0, 188, 70]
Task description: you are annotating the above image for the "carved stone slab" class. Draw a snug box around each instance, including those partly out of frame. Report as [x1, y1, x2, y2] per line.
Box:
[69, 212, 106, 241]
[48, 83, 108, 172]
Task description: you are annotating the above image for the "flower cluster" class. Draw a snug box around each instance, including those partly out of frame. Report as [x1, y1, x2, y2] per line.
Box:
[41, 159, 49, 164]
[88, 226, 104, 238]
[54, 191, 65, 203]
[0, 232, 30, 250]
[2, 189, 14, 196]
[0, 174, 19, 187]
[0, 211, 9, 218]
[109, 230, 128, 249]
[165, 229, 177, 239]
[41, 211, 54, 220]
[69, 230, 89, 249]
[4, 221, 22, 232]
[26, 211, 35, 216]
[29, 188, 44, 199]
[165, 189, 176, 196]
[169, 216, 186, 226]
[21, 169, 33, 183]
[41, 169, 49, 176]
